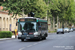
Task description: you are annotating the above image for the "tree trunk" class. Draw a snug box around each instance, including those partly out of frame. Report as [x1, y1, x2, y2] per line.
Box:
[60, 22, 62, 28]
[48, 18, 51, 32]
[64, 22, 66, 27]
[53, 17, 55, 31]
[50, 18, 53, 31]
[58, 21, 60, 28]
[57, 16, 58, 29]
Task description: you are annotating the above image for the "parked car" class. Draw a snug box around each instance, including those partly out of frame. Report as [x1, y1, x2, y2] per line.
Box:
[69, 28, 73, 32]
[64, 28, 70, 33]
[73, 28, 75, 31]
[57, 28, 64, 34]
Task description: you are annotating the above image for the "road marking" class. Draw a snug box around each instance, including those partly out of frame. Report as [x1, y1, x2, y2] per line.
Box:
[19, 47, 25, 50]
[19, 42, 43, 50]
[33, 43, 38, 45]
[27, 45, 32, 47]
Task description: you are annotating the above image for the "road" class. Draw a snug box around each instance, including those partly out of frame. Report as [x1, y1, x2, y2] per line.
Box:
[0, 31, 75, 50]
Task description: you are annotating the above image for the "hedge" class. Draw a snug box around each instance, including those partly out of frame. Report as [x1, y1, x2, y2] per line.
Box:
[0, 31, 12, 38]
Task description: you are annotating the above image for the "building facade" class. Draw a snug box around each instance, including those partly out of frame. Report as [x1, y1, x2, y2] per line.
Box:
[0, 6, 28, 31]
[0, 11, 17, 31]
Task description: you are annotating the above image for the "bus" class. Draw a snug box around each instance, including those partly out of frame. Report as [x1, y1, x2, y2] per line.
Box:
[17, 17, 48, 41]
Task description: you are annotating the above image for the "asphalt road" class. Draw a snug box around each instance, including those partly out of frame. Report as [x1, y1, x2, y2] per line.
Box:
[0, 31, 75, 50]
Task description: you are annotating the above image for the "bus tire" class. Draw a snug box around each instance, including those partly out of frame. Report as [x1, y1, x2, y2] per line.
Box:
[57, 32, 59, 34]
[45, 33, 48, 37]
[43, 37, 46, 40]
[38, 34, 42, 41]
[62, 32, 64, 34]
[21, 39, 24, 41]
[43, 34, 47, 40]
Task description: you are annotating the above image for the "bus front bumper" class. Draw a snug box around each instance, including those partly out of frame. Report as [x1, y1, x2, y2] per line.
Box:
[21, 35, 40, 39]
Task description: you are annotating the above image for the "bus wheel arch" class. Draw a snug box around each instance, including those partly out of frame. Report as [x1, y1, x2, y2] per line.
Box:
[21, 39, 24, 42]
[45, 33, 48, 37]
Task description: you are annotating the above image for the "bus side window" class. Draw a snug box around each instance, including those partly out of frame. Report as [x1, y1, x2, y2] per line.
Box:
[38, 22, 41, 30]
[41, 22, 47, 30]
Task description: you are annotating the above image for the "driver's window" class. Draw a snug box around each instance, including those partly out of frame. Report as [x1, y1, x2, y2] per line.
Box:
[38, 22, 41, 30]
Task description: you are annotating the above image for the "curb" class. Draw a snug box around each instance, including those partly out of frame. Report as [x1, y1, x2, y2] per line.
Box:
[0, 38, 15, 41]
[0, 35, 16, 41]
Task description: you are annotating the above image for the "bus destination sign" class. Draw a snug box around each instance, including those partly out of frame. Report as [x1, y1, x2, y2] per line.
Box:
[19, 19, 25, 22]
[19, 19, 36, 22]
[25, 19, 36, 22]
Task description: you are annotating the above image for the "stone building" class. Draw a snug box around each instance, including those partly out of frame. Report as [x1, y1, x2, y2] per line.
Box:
[0, 6, 27, 31]
[0, 6, 17, 31]
[0, 11, 15, 31]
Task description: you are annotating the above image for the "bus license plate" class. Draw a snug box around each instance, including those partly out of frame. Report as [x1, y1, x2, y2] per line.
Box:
[26, 37, 30, 39]
[24, 33, 27, 35]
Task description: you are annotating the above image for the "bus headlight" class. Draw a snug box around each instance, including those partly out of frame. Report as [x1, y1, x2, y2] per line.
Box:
[34, 32, 39, 35]
[18, 32, 22, 37]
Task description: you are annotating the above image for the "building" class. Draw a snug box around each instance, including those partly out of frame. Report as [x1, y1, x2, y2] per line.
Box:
[0, 6, 17, 31]
[0, 6, 27, 31]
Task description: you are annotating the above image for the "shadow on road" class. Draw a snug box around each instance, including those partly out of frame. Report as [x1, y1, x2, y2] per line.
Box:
[19, 39, 46, 42]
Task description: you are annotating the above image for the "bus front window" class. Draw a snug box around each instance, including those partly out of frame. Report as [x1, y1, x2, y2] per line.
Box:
[19, 22, 36, 32]
[19, 22, 25, 30]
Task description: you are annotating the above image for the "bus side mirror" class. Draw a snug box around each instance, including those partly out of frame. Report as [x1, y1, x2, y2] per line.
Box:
[16, 22, 18, 26]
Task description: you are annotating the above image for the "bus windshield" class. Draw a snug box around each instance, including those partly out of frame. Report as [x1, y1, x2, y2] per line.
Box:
[19, 22, 36, 32]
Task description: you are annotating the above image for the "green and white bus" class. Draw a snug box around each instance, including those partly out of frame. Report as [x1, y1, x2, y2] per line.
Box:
[17, 17, 48, 41]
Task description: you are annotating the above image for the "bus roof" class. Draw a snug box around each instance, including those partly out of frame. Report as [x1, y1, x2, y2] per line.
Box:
[38, 19, 47, 22]
[18, 17, 47, 22]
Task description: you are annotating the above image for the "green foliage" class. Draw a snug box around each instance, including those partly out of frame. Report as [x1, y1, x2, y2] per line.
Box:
[2, 0, 47, 18]
[1, 0, 75, 23]
[2, 0, 22, 16]
[0, 31, 12, 38]
[24, 0, 47, 18]
[0, 0, 4, 5]
[44, 0, 75, 23]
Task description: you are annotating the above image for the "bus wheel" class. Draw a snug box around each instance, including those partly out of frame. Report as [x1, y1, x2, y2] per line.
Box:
[62, 32, 64, 34]
[21, 39, 24, 41]
[38, 35, 42, 41]
[38, 37, 42, 41]
[45, 33, 48, 37]
[42, 37, 46, 40]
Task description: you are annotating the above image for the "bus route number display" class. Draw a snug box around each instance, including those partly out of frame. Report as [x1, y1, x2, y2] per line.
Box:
[25, 19, 36, 22]
[20, 19, 25, 22]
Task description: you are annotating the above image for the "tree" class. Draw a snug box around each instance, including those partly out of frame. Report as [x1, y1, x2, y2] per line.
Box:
[0, 0, 4, 6]
[2, 0, 47, 18]
[44, 0, 75, 30]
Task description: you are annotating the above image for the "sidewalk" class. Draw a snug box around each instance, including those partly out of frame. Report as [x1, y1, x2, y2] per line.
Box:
[0, 35, 15, 41]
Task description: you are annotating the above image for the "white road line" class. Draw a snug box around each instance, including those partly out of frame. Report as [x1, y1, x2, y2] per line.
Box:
[19, 47, 25, 50]
[19, 42, 42, 50]
[27, 45, 32, 47]
[33, 43, 38, 45]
